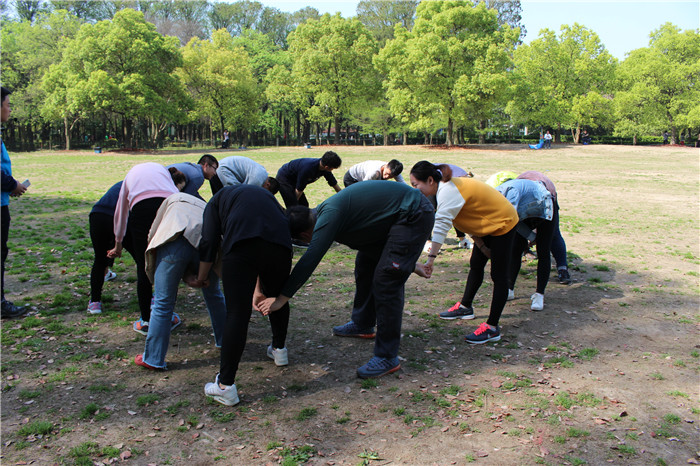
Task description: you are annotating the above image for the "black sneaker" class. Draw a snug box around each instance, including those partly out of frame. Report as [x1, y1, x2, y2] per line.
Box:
[1, 300, 28, 319]
[332, 321, 376, 339]
[439, 302, 474, 320]
[558, 269, 571, 285]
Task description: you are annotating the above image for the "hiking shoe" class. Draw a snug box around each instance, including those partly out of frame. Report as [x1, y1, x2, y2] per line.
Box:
[558, 268, 571, 285]
[1, 300, 27, 319]
[458, 237, 472, 249]
[439, 302, 474, 320]
[465, 322, 501, 344]
[531, 293, 544, 311]
[133, 318, 149, 336]
[204, 374, 239, 406]
[357, 356, 400, 379]
[134, 354, 159, 370]
[87, 301, 102, 314]
[267, 345, 289, 366]
[332, 321, 376, 339]
[171, 312, 182, 331]
[507, 289, 515, 301]
[104, 270, 117, 282]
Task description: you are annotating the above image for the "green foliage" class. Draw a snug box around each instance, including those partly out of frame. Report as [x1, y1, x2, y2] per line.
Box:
[295, 407, 317, 421]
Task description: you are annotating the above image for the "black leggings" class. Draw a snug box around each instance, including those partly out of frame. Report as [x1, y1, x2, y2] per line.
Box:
[1, 205, 9, 301]
[461, 227, 516, 327]
[219, 239, 292, 386]
[90, 212, 134, 302]
[509, 217, 555, 295]
[127, 198, 165, 321]
[277, 181, 308, 209]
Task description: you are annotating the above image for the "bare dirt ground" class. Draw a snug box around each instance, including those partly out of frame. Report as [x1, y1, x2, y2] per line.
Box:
[1, 143, 698, 466]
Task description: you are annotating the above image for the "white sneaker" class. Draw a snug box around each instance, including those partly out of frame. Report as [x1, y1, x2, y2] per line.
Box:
[423, 240, 432, 254]
[104, 270, 117, 282]
[531, 293, 544, 311]
[458, 237, 473, 249]
[507, 289, 515, 301]
[204, 374, 239, 406]
[267, 345, 288, 366]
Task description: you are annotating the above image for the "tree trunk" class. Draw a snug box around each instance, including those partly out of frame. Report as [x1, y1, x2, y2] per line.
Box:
[64, 116, 71, 151]
[633, 134, 637, 145]
[478, 120, 486, 144]
[446, 117, 454, 146]
[333, 116, 340, 145]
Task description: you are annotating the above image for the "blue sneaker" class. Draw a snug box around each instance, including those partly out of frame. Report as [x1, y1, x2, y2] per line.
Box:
[464, 322, 501, 344]
[133, 318, 149, 336]
[357, 356, 401, 379]
[171, 312, 182, 331]
[332, 321, 375, 339]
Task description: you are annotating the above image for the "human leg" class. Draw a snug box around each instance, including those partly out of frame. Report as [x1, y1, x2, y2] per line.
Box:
[508, 234, 528, 291]
[277, 182, 297, 209]
[484, 228, 516, 327]
[534, 219, 554, 295]
[460, 243, 490, 307]
[142, 238, 191, 368]
[255, 241, 292, 350]
[89, 212, 115, 305]
[200, 267, 227, 348]
[1, 205, 9, 302]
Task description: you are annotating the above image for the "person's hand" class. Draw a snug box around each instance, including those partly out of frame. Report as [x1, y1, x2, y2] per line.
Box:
[106, 243, 122, 259]
[257, 297, 277, 316]
[422, 260, 434, 278]
[10, 183, 26, 197]
[252, 290, 267, 312]
[185, 274, 208, 288]
[414, 263, 431, 278]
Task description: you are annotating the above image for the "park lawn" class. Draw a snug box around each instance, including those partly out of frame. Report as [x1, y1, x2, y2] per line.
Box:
[1, 143, 698, 465]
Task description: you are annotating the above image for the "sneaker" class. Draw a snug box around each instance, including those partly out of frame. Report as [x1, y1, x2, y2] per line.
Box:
[332, 321, 376, 339]
[531, 293, 544, 311]
[134, 353, 159, 370]
[133, 318, 149, 336]
[357, 356, 400, 379]
[292, 239, 309, 249]
[171, 312, 181, 331]
[87, 301, 102, 314]
[204, 374, 239, 406]
[423, 240, 432, 254]
[507, 289, 515, 301]
[439, 302, 474, 320]
[104, 270, 117, 282]
[458, 237, 473, 249]
[558, 268, 571, 285]
[465, 322, 501, 344]
[0, 300, 28, 319]
[267, 345, 289, 366]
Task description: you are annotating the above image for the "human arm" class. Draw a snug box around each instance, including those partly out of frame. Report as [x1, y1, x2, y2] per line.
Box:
[332, 183, 341, 193]
[189, 261, 212, 288]
[257, 295, 290, 316]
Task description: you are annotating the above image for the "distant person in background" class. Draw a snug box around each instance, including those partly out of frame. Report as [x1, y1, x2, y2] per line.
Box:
[663, 131, 669, 145]
[107, 163, 186, 335]
[275, 152, 342, 209]
[167, 154, 218, 200]
[210, 155, 278, 196]
[581, 131, 591, 145]
[222, 130, 230, 149]
[1, 86, 29, 319]
[343, 159, 404, 187]
[543, 130, 553, 149]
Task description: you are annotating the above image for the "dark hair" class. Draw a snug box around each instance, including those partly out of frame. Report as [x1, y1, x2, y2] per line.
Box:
[265, 176, 279, 195]
[168, 167, 187, 189]
[198, 154, 218, 168]
[286, 205, 315, 239]
[320, 151, 341, 169]
[387, 159, 403, 177]
[1, 87, 10, 102]
[410, 161, 453, 183]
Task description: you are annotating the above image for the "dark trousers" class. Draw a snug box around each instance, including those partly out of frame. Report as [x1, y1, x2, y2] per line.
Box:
[350, 197, 434, 359]
[509, 214, 555, 295]
[343, 172, 359, 188]
[550, 202, 567, 268]
[127, 197, 165, 321]
[219, 239, 292, 386]
[461, 226, 516, 327]
[89, 212, 134, 302]
[1, 205, 9, 301]
[277, 181, 308, 209]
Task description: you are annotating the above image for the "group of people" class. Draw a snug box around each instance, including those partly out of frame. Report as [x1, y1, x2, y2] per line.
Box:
[2, 102, 573, 406]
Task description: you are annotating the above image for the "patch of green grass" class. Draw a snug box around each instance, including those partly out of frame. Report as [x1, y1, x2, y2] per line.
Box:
[567, 427, 590, 438]
[593, 265, 609, 271]
[18, 389, 42, 399]
[17, 420, 53, 436]
[165, 400, 191, 415]
[266, 441, 283, 450]
[360, 379, 378, 389]
[439, 385, 460, 396]
[650, 372, 664, 380]
[667, 390, 689, 398]
[393, 407, 405, 416]
[211, 410, 237, 422]
[336, 416, 350, 424]
[295, 407, 317, 421]
[79, 403, 100, 420]
[563, 455, 587, 466]
[663, 413, 681, 424]
[262, 395, 277, 403]
[554, 435, 566, 444]
[136, 394, 161, 407]
[576, 348, 599, 360]
[69, 441, 99, 459]
[617, 444, 636, 455]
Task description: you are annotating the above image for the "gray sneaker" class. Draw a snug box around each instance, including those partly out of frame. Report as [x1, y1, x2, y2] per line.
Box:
[204, 374, 239, 406]
[332, 321, 376, 339]
[267, 345, 288, 366]
[439, 302, 474, 320]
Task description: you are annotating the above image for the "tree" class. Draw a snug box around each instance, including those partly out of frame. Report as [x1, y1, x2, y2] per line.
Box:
[376, 0, 519, 146]
[179, 29, 259, 143]
[477, 0, 525, 39]
[287, 13, 379, 144]
[356, 0, 418, 47]
[614, 23, 700, 144]
[507, 23, 616, 143]
[12, 0, 46, 23]
[52, 9, 189, 147]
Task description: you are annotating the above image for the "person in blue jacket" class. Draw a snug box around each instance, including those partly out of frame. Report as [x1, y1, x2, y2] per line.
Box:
[1, 86, 29, 319]
[167, 154, 218, 200]
[275, 152, 342, 209]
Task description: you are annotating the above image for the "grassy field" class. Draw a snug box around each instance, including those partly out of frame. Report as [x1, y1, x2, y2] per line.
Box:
[1, 143, 698, 465]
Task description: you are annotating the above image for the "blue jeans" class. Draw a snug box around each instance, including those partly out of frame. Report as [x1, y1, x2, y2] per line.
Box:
[143, 237, 226, 368]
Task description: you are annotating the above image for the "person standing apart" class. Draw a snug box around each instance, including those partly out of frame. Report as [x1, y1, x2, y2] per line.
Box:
[195, 185, 293, 406]
[0, 87, 29, 318]
[107, 163, 185, 335]
[410, 162, 518, 344]
[275, 152, 342, 209]
[543, 130, 553, 149]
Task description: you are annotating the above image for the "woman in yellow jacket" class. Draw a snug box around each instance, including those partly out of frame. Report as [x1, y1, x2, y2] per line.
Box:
[410, 161, 519, 344]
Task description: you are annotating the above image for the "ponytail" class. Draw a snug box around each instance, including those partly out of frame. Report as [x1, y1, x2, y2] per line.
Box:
[410, 161, 453, 183]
